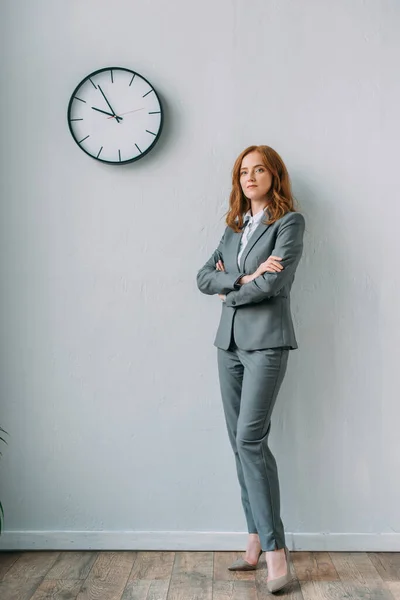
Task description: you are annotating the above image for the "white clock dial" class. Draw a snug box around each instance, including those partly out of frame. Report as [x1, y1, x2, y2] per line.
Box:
[67, 67, 163, 164]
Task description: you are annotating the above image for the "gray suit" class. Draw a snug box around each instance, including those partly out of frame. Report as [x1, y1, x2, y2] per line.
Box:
[196, 210, 305, 551]
[196, 210, 305, 350]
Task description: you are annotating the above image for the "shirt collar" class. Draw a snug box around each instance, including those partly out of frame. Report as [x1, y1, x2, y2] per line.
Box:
[244, 205, 269, 225]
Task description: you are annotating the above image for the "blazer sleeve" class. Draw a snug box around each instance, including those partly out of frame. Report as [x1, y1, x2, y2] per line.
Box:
[196, 228, 245, 295]
[224, 212, 305, 308]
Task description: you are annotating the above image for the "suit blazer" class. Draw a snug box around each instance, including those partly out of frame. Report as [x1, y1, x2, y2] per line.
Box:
[196, 210, 305, 351]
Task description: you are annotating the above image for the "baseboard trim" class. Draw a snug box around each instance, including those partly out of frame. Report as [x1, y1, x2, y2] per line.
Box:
[0, 531, 399, 551]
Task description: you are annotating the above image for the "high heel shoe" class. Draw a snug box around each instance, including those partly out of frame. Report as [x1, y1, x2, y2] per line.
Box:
[266, 545, 294, 593]
[228, 548, 263, 571]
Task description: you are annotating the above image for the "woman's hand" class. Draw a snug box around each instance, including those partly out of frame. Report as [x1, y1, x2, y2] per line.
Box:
[215, 261, 226, 300]
[255, 255, 283, 276]
[236, 256, 283, 286]
[237, 275, 253, 285]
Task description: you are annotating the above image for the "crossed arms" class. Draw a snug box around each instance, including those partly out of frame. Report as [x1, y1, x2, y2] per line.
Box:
[196, 229, 245, 295]
[196, 212, 305, 307]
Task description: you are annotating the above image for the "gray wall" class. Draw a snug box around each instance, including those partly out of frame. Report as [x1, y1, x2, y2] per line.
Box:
[0, 0, 398, 551]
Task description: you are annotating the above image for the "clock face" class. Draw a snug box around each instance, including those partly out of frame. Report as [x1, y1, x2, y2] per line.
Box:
[67, 67, 163, 164]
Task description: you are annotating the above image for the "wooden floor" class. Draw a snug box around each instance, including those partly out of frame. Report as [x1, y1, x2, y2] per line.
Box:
[0, 550, 399, 600]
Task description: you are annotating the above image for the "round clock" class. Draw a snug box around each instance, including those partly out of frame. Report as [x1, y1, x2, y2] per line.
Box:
[67, 67, 163, 164]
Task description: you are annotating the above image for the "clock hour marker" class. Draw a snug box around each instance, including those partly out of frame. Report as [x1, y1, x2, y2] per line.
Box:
[146, 130, 156, 136]
[89, 78, 97, 89]
[74, 96, 86, 103]
[70, 118, 83, 121]
[97, 146, 103, 158]
[78, 135, 90, 144]
[135, 144, 142, 153]
[143, 89, 154, 98]
[129, 74, 136, 86]
[149, 111, 160, 114]
[118, 149, 121, 162]
[111, 70, 114, 83]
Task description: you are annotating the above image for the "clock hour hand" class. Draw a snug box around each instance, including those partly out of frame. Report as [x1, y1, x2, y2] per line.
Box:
[98, 85, 122, 123]
[92, 106, 123, 121]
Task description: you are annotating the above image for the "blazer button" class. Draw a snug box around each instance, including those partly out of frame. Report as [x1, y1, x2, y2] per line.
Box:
[231, 300, 236, 306]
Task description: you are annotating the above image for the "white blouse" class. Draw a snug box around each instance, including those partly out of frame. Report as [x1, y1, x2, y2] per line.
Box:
[237, 206, 269, 269]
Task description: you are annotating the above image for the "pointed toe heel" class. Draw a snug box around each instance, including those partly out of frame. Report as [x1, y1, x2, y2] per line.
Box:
[228, 548, 263, 571]
[266, 546, 294, 593]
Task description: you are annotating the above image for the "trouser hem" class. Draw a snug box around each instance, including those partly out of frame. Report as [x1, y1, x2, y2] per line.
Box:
[260, 537, 286, 551]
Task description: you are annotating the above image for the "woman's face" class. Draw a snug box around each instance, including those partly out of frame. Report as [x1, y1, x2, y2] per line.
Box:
[239, 151, 273, 201]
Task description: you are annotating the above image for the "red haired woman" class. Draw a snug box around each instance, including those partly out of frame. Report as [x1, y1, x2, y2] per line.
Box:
[197, 145, 305, 593]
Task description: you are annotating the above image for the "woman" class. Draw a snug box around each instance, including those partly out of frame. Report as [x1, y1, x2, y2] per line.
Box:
[196, 145, 305, 594]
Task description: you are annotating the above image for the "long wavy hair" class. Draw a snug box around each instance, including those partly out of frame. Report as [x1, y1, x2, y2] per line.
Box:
[226, 145, 298, 232]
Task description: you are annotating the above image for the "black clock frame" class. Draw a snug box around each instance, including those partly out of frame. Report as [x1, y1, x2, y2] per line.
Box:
[67, 66, 164, 165]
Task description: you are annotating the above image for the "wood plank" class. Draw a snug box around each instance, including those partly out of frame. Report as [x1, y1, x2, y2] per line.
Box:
[330, 552, 395, 600]
[0, 552, 23, 580]
[76, 551, 136, 600]
[84, 551, 136, 582]
[387, 581, 400, 600]
[121, 579, 170, 600]
[213, 552, 257, 581]
[369, 553, 400, 581]
[127, 551, 174, 581]
[298, 580, 352, 600]
[44, 551, 98, 579]
[144, 581, 170, 600]
[2, 552, 60, 580]
[291, 551, 340, 581]
[0, 577, 43, 600]
[30, 578, 84, 600]
[170, 552, 213, 578]
[166, 551, 213, 600]
[213, 580, 257, 600]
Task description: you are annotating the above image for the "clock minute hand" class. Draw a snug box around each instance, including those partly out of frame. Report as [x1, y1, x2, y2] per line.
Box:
[98, 84, 121, 123]
[92, 106, 123, 120]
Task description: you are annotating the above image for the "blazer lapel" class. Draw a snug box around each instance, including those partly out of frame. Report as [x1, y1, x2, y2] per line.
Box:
[226, 214, 249, 272]
[239, 218, 272, 272]
[231, 228, 244, 270]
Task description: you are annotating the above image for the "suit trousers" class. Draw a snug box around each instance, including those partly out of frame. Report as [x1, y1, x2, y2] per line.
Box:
[217, 328, 289, 551]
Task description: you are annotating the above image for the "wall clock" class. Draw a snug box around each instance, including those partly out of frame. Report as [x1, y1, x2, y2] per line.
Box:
[67, 67, 163, 164]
